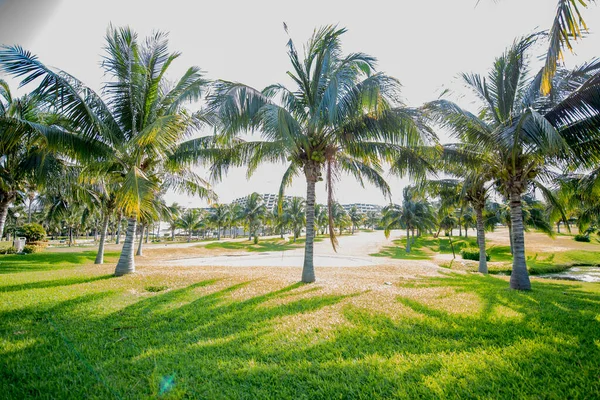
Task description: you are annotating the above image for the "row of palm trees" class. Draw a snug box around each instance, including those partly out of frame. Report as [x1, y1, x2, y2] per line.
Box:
[1, 18, 599, 289]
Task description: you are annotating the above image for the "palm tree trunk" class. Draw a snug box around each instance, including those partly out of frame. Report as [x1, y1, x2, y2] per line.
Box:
[116, 213, 122, 244]
[95, 213, 110, 264]
[68, 228, 73, 247]
[509, 190, 531, 290]
[137, 223, 146, 256]
[0, 199, 11, 241]
[302, 175, 317, 283]
[405, 227, 411, 253]
[115, 218, 137, 276]
[217, 224, 221, 240]
[475, 206, 487, 274]
[556, 221, 561, 234]
[508, 225, 514, 255]
[27, 201, 32, 223]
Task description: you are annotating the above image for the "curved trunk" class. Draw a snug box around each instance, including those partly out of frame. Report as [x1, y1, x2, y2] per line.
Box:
[405, 227, 411, 253]
[136, 223, 146, 256]
[302, 176, 317, 283]
[115, 218, 136, 276]
[94, 213, 110, 264]
[509, 190, 531, 290]
[475, 206, 487, 274]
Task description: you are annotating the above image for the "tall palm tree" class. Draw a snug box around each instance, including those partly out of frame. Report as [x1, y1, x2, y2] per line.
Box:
[283, 197, 306, 241]
[425, 36, 600, 289]
[0, 27, 218, 275]
[210, 25, 432, 282]
[242, 193, 266, 243]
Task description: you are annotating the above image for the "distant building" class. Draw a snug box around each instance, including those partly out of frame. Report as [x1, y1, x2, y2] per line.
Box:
[232, 193, 294, 212]
[341, 203, 382, 214]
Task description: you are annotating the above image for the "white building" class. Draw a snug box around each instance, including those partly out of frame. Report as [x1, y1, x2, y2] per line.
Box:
[232, 193, 294, 212]
[341, 203, 383, 214]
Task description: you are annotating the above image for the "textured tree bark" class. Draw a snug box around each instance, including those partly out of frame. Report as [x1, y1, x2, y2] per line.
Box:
[475, 206, 488, 274]
[95, 213, 110, 264]
[115, 213, 122, 244]
[405, 227, 411, 253]
[302, 164, 318, 283]
[136, 223, 146, 256]
[0, 199, 11, 241]
[509, 190, 531, 290]
[115, 218, 137, 276]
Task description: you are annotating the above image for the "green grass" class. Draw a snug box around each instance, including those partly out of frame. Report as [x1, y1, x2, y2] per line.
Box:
[1, 262, 599, 398]
[204, 237, 322, 253]
[0, 251, 119, 274]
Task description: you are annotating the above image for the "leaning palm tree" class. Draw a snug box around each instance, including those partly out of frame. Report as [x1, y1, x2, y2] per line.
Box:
[210, 25, 433, 282]
[425, 36, 600, 289]
[0, 27, 218, 275]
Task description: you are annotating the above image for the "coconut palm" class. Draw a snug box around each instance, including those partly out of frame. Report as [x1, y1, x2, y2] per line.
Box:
[210, 25, 433, 282]
[226, 203, 242, 238]
[242, 193, 266, 243]
[348, 206, 363, 234]
[283, 197, 306, 241]
[382, 187, 436, 253]
[365, 211, 380, 231]
[208, 203, 228, 240]
[425, 36, 600, 289]
[176, 209, 204, 242]
[314, 204, 328, 235]
[0, 27, 218, 275]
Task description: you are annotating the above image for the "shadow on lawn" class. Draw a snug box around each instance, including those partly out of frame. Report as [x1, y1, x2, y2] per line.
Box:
[1, 274, 599, 398]
[0, 251, 119, 274]
[0, 274, 115, 293]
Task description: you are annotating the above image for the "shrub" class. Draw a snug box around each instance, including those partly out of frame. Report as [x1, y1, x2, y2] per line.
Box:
[461, 247, 490, 261]
[574, 234, 591, 242]
[21, 244, 42, 254]
[19, 223, 46, 243]
[0, 246, 16, 255]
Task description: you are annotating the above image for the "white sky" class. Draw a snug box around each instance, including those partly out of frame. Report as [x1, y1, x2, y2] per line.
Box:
[1, 0, 599, 208]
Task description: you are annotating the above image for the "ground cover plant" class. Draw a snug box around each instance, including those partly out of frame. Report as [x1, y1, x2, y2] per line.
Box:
[0, 261, 599, 398]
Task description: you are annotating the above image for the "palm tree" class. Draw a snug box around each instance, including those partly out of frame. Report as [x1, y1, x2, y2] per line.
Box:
[348, 206, 363, 234]
[0, 27, 218, 275]
[242, 193, 266, 244]
[210, 25, 432, 283]
[0, 81, 84, 239]
[382, 187, 436, 253]
[283, 197, 306, 241]
[208, 204, 228, 240]
[365, 211, 380, 231]
[425, 36, 600, 289]
[226, 203, 242, 238]
[314, 204, 328, 235]
[165, 202, 183, 241]
[176, 209, 204, 242]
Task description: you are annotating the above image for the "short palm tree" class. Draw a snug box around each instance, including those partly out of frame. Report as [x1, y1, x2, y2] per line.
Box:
[176, 209, 204, 242]
[348, 206, 364, 234]
[382, 187, 436, 253]
[210, 25, 432, 282]
[425, 36, 600, 289]
[242, 193, 266, 243]
[208, 203, 228, 240]
[283, 197, 306, 241]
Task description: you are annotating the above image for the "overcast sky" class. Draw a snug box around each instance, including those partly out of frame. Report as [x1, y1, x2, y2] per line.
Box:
[1, 0, 598, 208]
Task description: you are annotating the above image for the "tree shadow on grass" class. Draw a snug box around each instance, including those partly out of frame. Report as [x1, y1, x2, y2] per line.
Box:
[0, 274, 115, 293]
[2, 274, 599, 399]
[0, 251, 119, 274]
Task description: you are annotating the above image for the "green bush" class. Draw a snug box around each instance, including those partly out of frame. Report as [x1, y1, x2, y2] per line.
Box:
[21, 244, 42, 254]
[0, 246, 16, 255]
[574, 234, 591, 242]
[461, 247, 490, 261]
[19, 223, 46, 243]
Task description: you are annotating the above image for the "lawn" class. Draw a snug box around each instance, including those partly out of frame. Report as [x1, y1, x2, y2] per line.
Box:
[204, 236, 323, 253]
[0, 253, 599, 398]
[372, 235, 600, 275]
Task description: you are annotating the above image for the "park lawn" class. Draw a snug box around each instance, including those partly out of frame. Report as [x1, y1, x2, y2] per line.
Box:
[204, 236, 323, 253]
[0, 251, 120, 274]
[0, 257, 599, 399]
